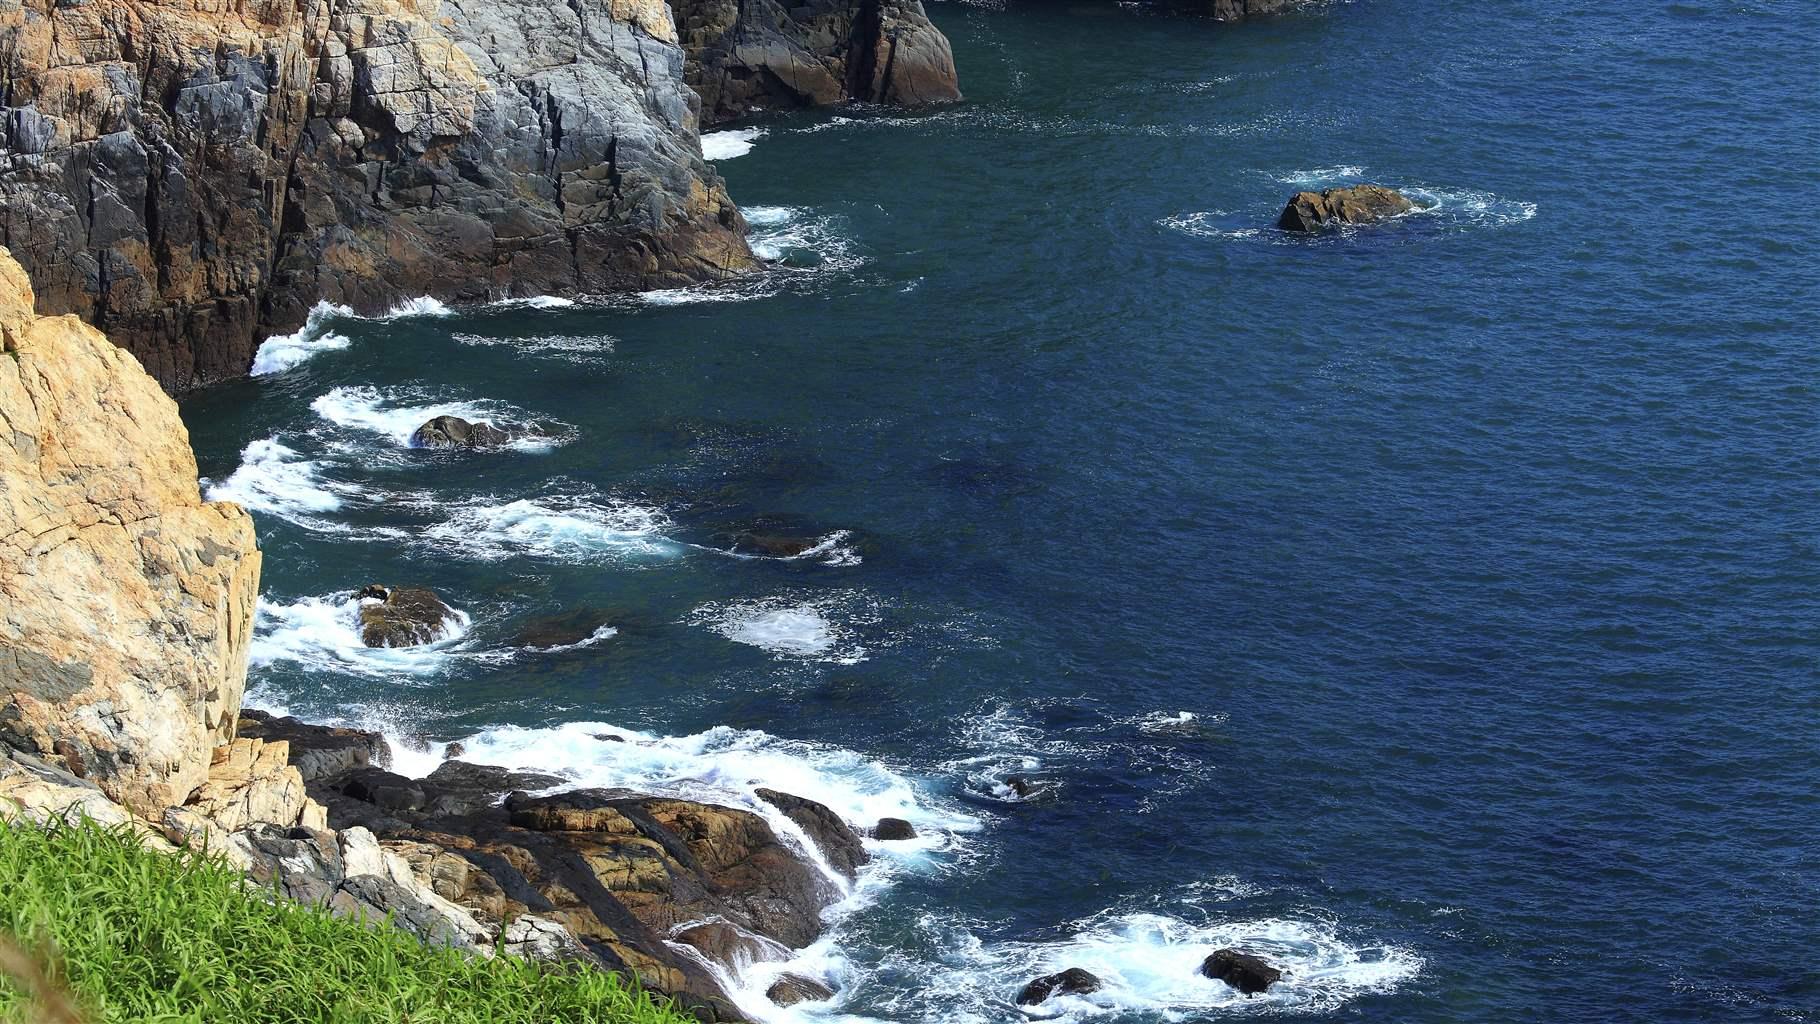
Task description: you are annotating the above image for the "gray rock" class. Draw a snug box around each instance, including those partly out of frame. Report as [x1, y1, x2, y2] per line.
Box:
[355, 585, 457, 649]
[409, 416, 514, 449]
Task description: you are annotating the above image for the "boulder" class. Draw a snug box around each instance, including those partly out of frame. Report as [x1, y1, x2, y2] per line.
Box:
[766, 973, 836, 1006]
[338, 769, 428, 813]
[409, 416, 515, 450]
[1277, 185, 1415, 232]
[757, 788, 871, 879]
[443, 742, 466, 760]
[1200, 949, 1281, 995]
[0, 250, 260, 817]
[873, 817, 917, 841]
[673, 921, 791, 968]
[238, 710, 392, 782]
[356, 586, 457, 648]
[1005, 775, 1038, 798]
[1017, 967, 1102, 1005]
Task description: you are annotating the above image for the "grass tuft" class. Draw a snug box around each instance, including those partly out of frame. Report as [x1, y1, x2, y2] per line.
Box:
[0, 818, 694, 1024]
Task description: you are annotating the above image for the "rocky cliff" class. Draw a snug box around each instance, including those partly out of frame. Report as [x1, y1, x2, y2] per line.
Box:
[0, 0, 753, 393]
[0, 246, 260, 815]
[0, 248, 868, 1022]
[674, 0, 960, 125]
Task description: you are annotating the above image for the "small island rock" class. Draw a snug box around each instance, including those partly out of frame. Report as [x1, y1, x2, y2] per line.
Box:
[766, 973, 836, 1006]
[1277, 184, 1414, 232]
[873, 817, 917, 840]
[1199, 948, 1281, 995]
[356, 585, 457, 648]
[410, 415, 515, 449]
[1017, 967, 1102, 1005]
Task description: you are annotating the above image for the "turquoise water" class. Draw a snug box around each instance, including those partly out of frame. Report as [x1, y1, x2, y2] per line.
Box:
[182, 2, 1820, 1021]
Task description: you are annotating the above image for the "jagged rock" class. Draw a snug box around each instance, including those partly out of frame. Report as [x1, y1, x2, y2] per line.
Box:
[673, 920, 792, 969]
[1276, 185, 1415, 232]
[675, 0, 960, 124]
[1017, 967, 1102, 1005]
[409, 416, 514, 450]
[1211, 0, 1305, 20]
[501, 915, 595, 962]
[0, 249, 261, 817]
[356, 586, 456, 648]
[873, 817, 917, 841]
[184, 737, 324, 832]
[1200, 948, 1282, 995]
[757, 787, 870, 880]
[238, 710, 393, 781]
[443, 742, 466, 760]
[1006, 775, 1037, 798]
[0, 0, 752, 393]
[339, 768, 428, 812]
[0, 750, 145, 833]
[767, 973, 836, 1006]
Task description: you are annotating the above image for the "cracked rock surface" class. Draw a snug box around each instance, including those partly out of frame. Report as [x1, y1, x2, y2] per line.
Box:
[0, 0, 753, 393]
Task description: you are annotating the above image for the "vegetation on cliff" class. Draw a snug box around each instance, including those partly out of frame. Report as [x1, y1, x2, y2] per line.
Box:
[0, 819, 693, 1024]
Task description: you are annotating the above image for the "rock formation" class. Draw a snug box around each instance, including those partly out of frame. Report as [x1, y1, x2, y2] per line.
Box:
[1017, 967, 1102, 1005]
[1200, 948, 1281, 995]
[673, 0, 960, 125]
[0, 0, 753, 393]
[1277, 184, 1415, 232]
[1210, 0, 1305, 20]
[409, 415, 513, 449]
[355, 584, 458, 648]
[0, 247, 261, 816]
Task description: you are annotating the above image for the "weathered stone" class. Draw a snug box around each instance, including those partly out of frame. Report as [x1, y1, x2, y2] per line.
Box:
[1200, 948, 1282, 995]
[238, 710, 393, 781]
[767, 972, 836, 1006]
[872, 817, 916, 840]
[757, 787, 869, 880]
[674, 920, 792, 969]
[1017, 967, 1102, 1005]
[1277, 184, 1415, 232]
[0, 249, 260, 816]
[409, 416, 514, 449]
[356, 585, 456, 648]
[0, 0, 753, 394]
[675, 0, 960, 125]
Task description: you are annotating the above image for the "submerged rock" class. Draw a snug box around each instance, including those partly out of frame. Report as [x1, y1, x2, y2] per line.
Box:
[410, 416, 515, 450]
[513, 609, 618, 649]
[356, 586, 456, 649]
[1200, 948, 1281, 995]
[1277, 184, 1415, 232]
[766, 973, 837, 1006]
[873, 817, 917, 841]
[1017, 967, 1102, 1005]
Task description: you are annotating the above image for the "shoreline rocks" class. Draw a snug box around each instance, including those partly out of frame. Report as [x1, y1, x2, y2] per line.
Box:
[1200, 948, 1281, 995]
[1277, 185, 1416, 232]
[409, 417, 515, 450]
[1017, 967, 1102, 1005]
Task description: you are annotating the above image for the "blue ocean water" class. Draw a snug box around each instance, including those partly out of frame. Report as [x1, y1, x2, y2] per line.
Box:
[181, 2, 1820, 1021]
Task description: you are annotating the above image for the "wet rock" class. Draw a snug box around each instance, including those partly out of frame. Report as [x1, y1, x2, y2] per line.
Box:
[1277, 185, 1415, 232]
[1200, 949, 1281, 995]
[1017, 967, 1102, 1005]
[766, 973, 836, 1006]
[1210, 0, 1305, 20]
[673, 921, 791, 968]
[443, 742, 466, 760]
[872, 817, 917, 841]
[757, 788, 870, 879]
[594, 733, 628, 743]
[731, 533, 820, 557]
[410, 416, 515, 450]
[1005, 775, 1036, 798]
[356, 586, 456, 649]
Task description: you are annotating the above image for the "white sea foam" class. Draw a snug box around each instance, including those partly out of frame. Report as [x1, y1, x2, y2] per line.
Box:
[960, 910, 1422, 1020]
[689, 591, 879, 664]
[202, 437, 361, 530]
[489, 295, 577, 310]
[702, 127, 766, 160]
[309, 385, 561, 451]
[706, 529, 863, 567]
[423, 495, 678, 562]
[1277, 164, 1367, 186]
[526, 624, 620, 653]
[745, 207, 862, 271]
[451, 332, 616, 357]
[1158, 211, 1262, 241]
[379, 295, 455, 319]
[1401, 185, 1538, 229]
[249, 301, 355, 375]
[249, 592, 474, 679]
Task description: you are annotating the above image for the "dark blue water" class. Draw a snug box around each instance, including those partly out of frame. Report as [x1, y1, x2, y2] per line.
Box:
[181, 2, 1820, 1021]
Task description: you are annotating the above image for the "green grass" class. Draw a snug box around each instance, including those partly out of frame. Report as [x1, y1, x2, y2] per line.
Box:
[0, 818, 694, 1024]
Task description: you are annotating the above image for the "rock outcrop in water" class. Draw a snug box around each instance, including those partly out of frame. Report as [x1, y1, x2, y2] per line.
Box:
[0, 247, 261, 816]
[356, 585, 457, 648]
[1200, 948, 1281, 995]
[410, 416, 513, 449]
[673, 0, 960, 124]
[1017, 967, 1103, 1005]
[1209, 0, 1305, 20]
[0, 0, 753, 393]
[1277, 184, 1415, 232]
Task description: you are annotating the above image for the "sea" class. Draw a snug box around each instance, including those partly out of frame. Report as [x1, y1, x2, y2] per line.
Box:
[180, 2, 1820, 1021]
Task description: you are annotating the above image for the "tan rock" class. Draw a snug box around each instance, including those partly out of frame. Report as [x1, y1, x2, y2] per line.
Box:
[0, 247, 262, 817]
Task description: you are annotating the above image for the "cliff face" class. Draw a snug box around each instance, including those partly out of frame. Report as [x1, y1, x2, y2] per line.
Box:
[0, 0, 753, 393]
[670, 0, 960, 125]
[0, 246, 261, 815]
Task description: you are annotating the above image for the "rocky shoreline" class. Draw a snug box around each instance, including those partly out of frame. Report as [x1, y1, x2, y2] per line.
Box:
[0, 245, 876, 1021]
